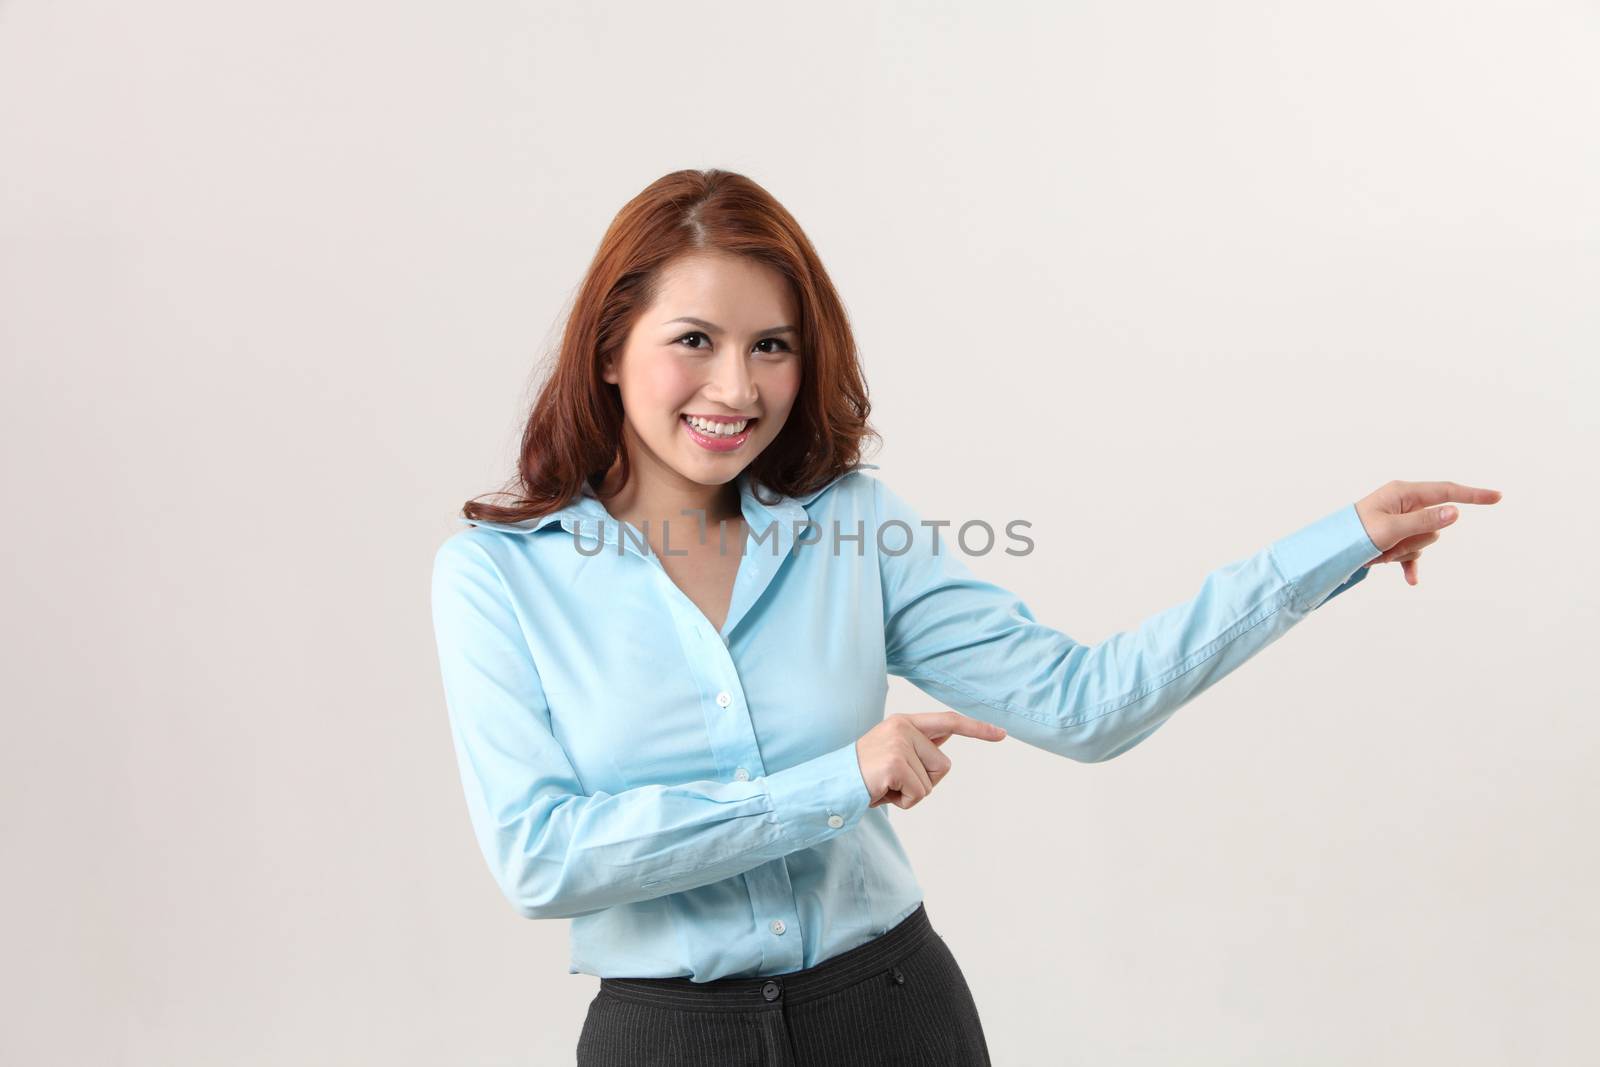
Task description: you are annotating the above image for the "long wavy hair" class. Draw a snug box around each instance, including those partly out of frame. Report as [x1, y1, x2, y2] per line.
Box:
[461, 168, 881, 524]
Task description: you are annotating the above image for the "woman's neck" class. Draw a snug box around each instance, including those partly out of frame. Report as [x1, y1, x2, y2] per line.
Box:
[598, 459, 743, 539]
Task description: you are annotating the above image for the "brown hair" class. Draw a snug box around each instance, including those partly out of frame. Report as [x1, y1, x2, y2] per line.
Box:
[460, 168, 881, 524]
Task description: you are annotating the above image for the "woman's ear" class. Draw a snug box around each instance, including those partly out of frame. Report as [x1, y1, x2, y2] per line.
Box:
[600, 354, 618, 385]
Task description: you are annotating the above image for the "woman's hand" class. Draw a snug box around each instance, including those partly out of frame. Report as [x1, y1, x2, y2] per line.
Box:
[855, 712, 1007, 810]
[1354, 480, 1503, 587]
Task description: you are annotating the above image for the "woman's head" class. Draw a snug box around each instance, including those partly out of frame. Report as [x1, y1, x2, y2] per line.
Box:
[463, 169, 879, 524]
[601, 250, 803, 502]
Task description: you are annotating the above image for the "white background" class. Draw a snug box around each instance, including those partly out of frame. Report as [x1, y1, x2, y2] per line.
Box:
[1, 1, 1593, 1063]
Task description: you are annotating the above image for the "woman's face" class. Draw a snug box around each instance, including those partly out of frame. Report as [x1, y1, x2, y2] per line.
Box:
[603, 251, 804, 491]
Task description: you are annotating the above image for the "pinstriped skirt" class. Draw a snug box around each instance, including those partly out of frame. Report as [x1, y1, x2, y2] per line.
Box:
[575, 902, 991, 1066]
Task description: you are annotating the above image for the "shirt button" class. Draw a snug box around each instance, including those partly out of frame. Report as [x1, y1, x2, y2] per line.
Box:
[734, 768, 750, 782]
[770, 919, 786, 935]
[715, 691, 732, 708]
[827, 814, 844, 829]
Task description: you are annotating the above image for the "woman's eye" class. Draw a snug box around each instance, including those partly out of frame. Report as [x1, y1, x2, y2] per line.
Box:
[754, 338, 792, 355]
[675, 331, 711, 349]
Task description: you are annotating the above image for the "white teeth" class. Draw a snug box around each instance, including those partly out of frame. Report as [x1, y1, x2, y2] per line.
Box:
[685, 416, 749, 436]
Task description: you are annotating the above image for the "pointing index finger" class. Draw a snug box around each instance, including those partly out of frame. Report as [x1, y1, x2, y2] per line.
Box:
[1407, 481, 1502, 507]
[908, 711, 1008, 742]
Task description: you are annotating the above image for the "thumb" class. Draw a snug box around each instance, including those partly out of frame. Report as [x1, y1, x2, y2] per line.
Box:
[1397, 502, 1458, 541]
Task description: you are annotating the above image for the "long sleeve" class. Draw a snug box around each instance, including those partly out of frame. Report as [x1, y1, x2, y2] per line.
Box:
[874, 478, 1379, 764]
[430, 535, 871, 920]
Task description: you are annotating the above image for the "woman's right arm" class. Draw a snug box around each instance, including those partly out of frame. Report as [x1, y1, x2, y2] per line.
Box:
[429, 535, 870, 920]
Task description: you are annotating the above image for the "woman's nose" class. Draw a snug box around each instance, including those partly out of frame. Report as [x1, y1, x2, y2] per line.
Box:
[707, 350, 758, 406]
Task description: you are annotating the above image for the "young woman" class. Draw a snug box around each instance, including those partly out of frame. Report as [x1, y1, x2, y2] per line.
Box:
[430, 169, 1500, 1065]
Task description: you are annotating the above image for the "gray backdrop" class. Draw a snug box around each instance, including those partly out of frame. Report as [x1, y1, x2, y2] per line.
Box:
[2, 1, 1592, 1064]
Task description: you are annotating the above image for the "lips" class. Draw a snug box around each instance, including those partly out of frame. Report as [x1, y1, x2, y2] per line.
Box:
[681, 414, 756, 452]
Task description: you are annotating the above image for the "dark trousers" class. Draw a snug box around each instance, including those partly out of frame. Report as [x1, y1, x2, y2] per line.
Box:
[576, 902, 991, 1066]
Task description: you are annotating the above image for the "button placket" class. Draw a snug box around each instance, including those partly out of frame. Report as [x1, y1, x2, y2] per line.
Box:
[652, 539, 804, 974]
[696, 638, 767, 787]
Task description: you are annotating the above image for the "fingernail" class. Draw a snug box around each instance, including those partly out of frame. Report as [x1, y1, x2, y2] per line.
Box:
[1440, 506, 1457, 522]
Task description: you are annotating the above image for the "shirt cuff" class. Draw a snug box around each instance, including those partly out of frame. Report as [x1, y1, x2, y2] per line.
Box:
[761, 742, 872, 850]
[1268, 502, 1382, 615]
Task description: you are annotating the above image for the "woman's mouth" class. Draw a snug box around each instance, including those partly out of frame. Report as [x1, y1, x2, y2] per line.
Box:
[681, 414, 756, 453]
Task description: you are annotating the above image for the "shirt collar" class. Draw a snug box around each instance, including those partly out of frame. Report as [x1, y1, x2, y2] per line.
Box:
[459, 462, 879, 549]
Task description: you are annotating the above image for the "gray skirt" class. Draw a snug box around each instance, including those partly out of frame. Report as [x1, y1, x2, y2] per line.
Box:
[576, 902, 991, 1066]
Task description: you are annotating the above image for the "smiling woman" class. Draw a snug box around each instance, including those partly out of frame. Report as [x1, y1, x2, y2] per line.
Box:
[429, 168, 1498, 1067]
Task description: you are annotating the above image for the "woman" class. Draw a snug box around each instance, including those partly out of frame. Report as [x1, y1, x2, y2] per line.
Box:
[429, 169, 1500, 1065]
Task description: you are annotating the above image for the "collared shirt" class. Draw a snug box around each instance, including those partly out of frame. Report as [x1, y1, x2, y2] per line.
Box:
[429, 463, 1376, 981]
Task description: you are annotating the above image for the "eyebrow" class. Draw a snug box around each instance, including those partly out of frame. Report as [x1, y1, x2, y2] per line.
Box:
[663, 316, 798, 336]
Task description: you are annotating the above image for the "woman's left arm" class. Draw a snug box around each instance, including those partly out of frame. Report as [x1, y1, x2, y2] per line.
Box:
[874, 477, 1500, 764]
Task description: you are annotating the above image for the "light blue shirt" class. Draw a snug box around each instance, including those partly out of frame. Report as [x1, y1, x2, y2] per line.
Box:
[429, 463, 1377, 982]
